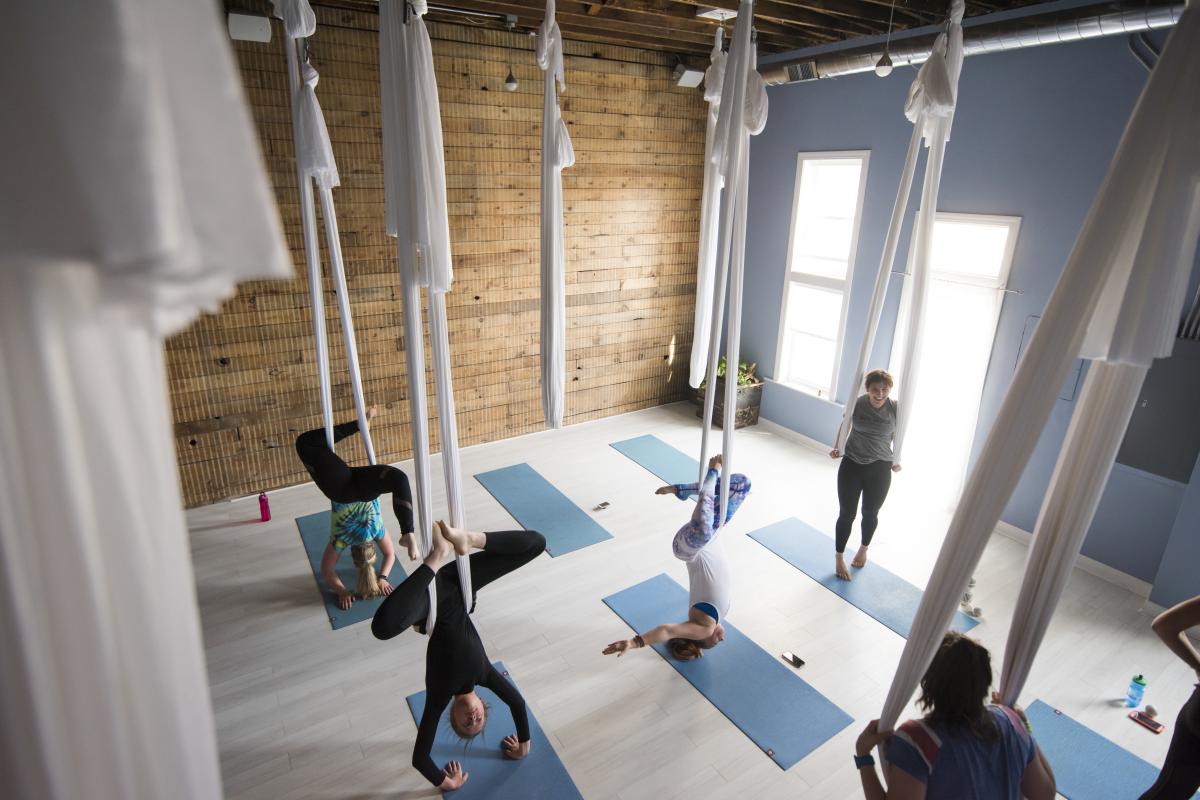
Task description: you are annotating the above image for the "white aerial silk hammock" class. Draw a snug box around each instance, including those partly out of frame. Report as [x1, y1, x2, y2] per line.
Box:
[1, 1, 290, 798]
[380, 0, 472, 628]
[876, 2, 1200, 758]
[834, 0, 966, 463]
[689, 27, 728, 389]
[273, 0, 377, 461]
[537, 0, 576, 429]
[697, 0, 768, 515]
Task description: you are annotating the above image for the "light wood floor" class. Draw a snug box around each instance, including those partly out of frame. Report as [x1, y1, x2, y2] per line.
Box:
[188, 402, 1193, 799]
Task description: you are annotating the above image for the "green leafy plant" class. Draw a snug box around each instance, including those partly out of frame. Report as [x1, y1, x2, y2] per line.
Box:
[698, 357, 759, 389]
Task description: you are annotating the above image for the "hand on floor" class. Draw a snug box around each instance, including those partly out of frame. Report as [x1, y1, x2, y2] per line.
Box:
[336, 590, 354, 610]
[440, 761, 468, 790]
[502, 735, 530, 759]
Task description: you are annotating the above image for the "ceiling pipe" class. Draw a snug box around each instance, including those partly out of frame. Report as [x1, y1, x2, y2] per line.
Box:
[762, 3, 1185, 84]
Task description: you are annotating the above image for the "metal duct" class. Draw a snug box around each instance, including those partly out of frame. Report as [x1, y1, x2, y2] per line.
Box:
[762, 3, 1185, 84]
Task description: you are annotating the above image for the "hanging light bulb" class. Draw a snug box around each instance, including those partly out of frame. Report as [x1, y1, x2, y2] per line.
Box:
[876, 0, 897, 78]
[875, 52, 894, 77]
[503, 16, 518, 91]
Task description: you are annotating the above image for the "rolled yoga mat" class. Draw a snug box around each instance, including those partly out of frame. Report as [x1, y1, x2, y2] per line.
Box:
[474, 463, 612, 557]
[296, 509, 407, 630]
[405, 661, 582, 799]
[748, 517, 978, 639]
[1024, 700, 1190, 799]
[610, 433, 700, 490]
[603, 573, 854, 769]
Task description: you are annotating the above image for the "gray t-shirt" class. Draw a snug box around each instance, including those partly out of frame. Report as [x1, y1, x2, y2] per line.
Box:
[844, 394, 897, 465]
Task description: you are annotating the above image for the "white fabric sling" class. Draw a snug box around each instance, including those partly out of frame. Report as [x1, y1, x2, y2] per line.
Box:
[0, 2, 291, 798]
[380, 0, 473, 627]
[835, 0, 965, 463]
[878, 2, 1200, 757]
[538, 0, 576, 429]
[690, 28, 728, 389]
[273, 0, 377, 461]
[697, 0, 769, 514]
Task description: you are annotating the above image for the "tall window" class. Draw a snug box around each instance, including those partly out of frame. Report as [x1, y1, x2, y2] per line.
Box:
[892, 212, 1020, 507]
[775, 152, 869, 399]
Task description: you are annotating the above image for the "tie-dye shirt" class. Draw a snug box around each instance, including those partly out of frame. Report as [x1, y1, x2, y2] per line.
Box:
[328, 498, 385, 551]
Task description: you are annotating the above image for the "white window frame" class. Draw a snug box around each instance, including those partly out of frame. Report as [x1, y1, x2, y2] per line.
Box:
[773, 150, 871, 400]
[891, 210, 1022, 382]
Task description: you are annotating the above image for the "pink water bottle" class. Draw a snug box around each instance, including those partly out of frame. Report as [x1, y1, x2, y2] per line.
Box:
[258, 492, 271, 522]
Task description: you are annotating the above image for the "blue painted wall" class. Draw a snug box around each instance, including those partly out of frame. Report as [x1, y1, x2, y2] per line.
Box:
[741, 32, 1200, 585]
[1150, 453, 1200, 608]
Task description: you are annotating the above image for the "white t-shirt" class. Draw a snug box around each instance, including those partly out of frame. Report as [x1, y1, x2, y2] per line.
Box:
[687, 537, 732, 622]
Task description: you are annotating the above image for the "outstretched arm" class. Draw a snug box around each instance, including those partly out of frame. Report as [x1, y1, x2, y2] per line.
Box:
[375, 533, 396, 595]
[482, 665, 531, 758]
[413, 694, 465, 789]
[1152, 596, 1200, 677]
[319, 543, 353, 610]
[603, 619, 715, 656]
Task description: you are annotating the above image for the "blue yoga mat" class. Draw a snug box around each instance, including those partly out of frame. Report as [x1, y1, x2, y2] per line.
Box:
[474, 463, 612, 557]
[749, 518, 978, 639]
[296, 510, 406, 630]
[405, 661, 582, 799]
[610, 434, 700, 489]
[1025, 700, 1186, 799]
[603, 573, 854, 769]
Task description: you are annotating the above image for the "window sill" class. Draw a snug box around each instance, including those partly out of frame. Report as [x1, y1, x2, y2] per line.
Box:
[762, 378, 846, 411]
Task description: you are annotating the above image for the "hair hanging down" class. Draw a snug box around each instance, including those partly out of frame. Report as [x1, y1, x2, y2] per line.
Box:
[667, 637, 715, 662]
[865, 368, 894, 389]
[918, 632, 998, 742]
[351, 541, 382, 599]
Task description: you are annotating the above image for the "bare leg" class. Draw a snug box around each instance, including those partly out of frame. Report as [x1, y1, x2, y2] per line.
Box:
[852, 545, 869, 569]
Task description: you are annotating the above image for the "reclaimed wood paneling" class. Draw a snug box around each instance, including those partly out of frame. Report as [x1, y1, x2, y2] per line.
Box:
[165, 10, 704, 506]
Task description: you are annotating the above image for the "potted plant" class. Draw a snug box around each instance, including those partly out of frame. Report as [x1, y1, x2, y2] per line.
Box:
[695, 357, 763, 429]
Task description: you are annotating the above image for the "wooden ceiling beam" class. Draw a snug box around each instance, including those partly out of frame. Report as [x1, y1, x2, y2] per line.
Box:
[569, 0, 836, 43]
[440, 0, 809, 51]
[667, 0, 884, 38]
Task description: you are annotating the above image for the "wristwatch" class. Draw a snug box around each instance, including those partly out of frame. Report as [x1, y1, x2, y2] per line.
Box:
[854, 754, 875, 769]
[377, 573, 390, 582]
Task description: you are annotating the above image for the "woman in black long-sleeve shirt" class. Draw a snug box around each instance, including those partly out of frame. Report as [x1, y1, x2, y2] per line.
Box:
[372, 520, 546, 791]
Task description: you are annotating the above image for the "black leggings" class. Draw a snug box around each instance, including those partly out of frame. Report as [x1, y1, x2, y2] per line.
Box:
[1139, 685, 1200, 800]
[295, 421, 414, 534]
[370, 530, 547, 639]
[835, 457, 893, 554]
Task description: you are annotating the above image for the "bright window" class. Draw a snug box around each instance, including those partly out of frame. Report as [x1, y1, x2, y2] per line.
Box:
[775, 152, 869, 399]
[892, 212, 1021, 508]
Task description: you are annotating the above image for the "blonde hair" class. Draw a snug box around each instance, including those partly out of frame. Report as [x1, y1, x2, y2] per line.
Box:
[351, 541, 382, 598]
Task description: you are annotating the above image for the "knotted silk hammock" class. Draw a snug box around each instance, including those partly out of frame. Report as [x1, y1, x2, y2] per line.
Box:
[380, 0, 472, 630]
[697, 0, 768, 512]
[690, 27, 728, 390]
[834, 0, 966, 463]
[876, 1, 1200, 763]
[273, 0, 378, 461]
[538, 0, 575, 429]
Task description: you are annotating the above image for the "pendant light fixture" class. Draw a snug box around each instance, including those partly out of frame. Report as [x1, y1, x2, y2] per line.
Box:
[876, 0, 897, 77]
[503, 16, 519, 91]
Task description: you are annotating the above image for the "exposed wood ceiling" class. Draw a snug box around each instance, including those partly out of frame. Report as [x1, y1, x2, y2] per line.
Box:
[284, 1, 1166, 60]
[417, 0, 1042, 56]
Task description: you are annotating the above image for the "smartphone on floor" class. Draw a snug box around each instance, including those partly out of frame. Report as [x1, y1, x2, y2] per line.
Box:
[1130, 710, 1165, 734]
[781, 652, 805, 668]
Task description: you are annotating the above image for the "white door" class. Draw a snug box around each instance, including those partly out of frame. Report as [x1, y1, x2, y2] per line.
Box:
[891, 212, 1021, 509]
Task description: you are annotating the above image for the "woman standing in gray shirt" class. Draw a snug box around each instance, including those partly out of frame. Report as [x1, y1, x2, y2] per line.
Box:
[830, 369, 902, 581]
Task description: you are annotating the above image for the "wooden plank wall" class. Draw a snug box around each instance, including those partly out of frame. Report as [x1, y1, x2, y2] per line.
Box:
[166, 6, 705, 507]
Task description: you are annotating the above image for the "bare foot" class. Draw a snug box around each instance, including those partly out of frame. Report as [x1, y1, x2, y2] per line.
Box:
[437, 520, 473, 556]
[836, 554, 852, 581]
[851, 546, 868, 569]
[399, 531, 420, 561]
[367, 404, 379, 422]
[423, 526, 455, 570]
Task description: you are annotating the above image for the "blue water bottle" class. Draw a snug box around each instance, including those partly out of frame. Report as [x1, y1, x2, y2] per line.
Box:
[1126, 674, 1147, 707]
